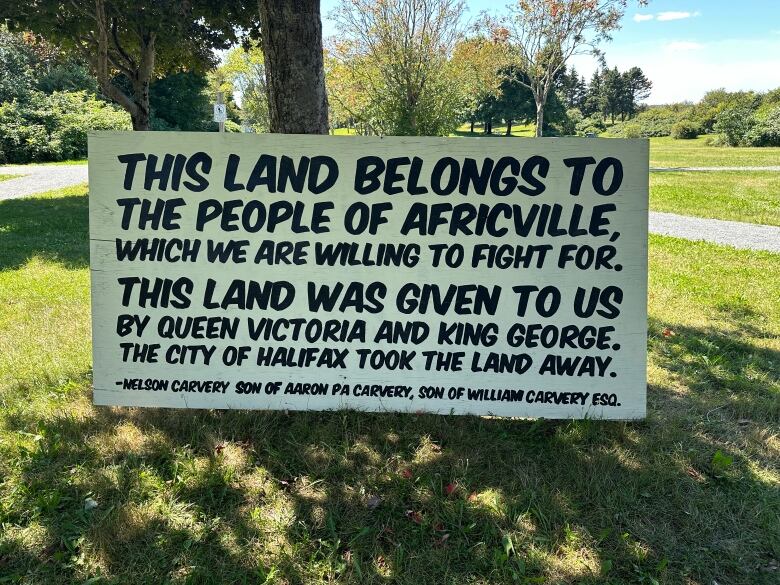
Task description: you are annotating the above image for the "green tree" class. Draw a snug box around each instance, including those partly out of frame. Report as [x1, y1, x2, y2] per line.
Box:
[329, 0, 466, 136]
[601, 66, 624, 122]
[0, 27, 37, 103]
[499, 0, 629, 136]
[451, 35, 511, 133]
[258, 0, 329, 133]
[557, 65, 586, 110]
[2, 0, 258, 130]
[621, 66, 651, 118]
[583, 70, 605, 117]
[150, 72, 212, 131]
[211, 42, 270, 132]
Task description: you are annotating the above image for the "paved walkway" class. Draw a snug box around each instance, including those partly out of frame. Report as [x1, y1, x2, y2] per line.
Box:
[0, 163, 777, 253]
[650, 211, 780, 253]
[0, 164, 87, 200]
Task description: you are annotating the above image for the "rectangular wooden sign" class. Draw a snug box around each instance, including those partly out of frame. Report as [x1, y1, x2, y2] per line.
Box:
[89, 132, 648, 418]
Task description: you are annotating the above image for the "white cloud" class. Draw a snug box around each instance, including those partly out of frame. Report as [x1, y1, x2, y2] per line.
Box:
[664, 41, 704, 51]
[633, 14, 654, 22]
[569, 37, 780, 104]
[656, 11, 701, 22]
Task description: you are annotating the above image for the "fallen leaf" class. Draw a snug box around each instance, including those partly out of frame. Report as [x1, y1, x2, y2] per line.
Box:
[444, 482, 457, 496]
[214, 442, 226, 454]
[467, 491, 478, 502]
[433, 533, 450, 547]
[430, 443, 442, 453]
[662, 327, 675, 338]
[405, 509, 423, 524]
[366, 495, 382, 510]
[84, 497, 98, 511]
[401, 469, 413, 479]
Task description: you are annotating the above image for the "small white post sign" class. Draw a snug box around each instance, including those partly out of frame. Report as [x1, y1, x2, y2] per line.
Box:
[89, 133, 648, 418]
[212, 103, 227, 123]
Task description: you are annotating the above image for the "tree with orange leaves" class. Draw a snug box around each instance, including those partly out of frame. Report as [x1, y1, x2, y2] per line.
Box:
[496, 0, 639, 136]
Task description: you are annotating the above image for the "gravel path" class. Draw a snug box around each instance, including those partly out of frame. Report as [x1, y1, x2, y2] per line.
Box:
[0, 163, 777, 253]
[0, 164, 87, 200]
[651, 166, 780, 172]
[650, 211, 780, 253]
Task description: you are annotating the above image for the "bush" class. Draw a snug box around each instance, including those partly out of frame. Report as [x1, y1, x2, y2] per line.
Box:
[620, 123, 643, 138]
[576, 113, 606, 136]
[745, 106, 780, 146]
[0, 91, 130, 163]
[558, 108, 582, 136]
[714, 103, 756, 146]
[671, 120, 700, 139]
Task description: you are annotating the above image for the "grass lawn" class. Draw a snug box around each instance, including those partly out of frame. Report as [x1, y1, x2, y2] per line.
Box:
[454, 122, 536, 138]
[333, 123, 536, 137]
[651, 171, 780, 226]
[0, 174, 19, 182]
[649, 136, 780, 168]
[1, 186, 779, 584]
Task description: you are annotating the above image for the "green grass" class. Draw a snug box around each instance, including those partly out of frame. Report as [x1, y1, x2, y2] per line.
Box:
[453, 122, 536, 138]
[650, 136, 780, 168]
[651, 171, 780, 226]
[332, 123, 536, 138]
[0, 173, 19, 182]
[1, 186, 779, 584]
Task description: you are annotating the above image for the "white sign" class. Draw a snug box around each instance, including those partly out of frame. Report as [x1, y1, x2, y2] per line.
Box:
[88, 133, 648, 419]
[213, 103, 227, 123]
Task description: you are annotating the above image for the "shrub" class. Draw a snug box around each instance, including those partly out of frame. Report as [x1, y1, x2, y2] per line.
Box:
[671, 120, 700, 139]
[558, 108, 582, 136]
[745, 106, 780, 146]
[714, 103, 756, 146]
[576, 113, 606, 136]
[620, 123, 643, 138]
[0, 91, 130, 163]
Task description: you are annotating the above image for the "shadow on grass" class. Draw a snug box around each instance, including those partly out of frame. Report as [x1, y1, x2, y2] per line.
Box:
[1, 186, 778, 583]
[0, 189, 89, 271]
[2, 315, 778, 584]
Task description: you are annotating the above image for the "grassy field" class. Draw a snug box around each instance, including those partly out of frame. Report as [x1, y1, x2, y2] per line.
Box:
[649, 136, 780, 168]
[0, 185, 778, 584]
[0, 174, 18, 182]
[650, 171, 780, 226]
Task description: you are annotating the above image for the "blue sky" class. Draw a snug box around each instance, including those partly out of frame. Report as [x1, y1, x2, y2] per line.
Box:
[320, 0, 780, 104]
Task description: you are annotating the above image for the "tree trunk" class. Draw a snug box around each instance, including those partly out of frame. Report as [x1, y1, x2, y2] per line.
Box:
[505, 119, 512, 136]
[129, 34, 155, 131]
[485, 119, 492, 134]
[535, 101, 544, 137]
[258, 0, 328, 134]
[95, 0, 152, 130]
[470, 120, 474, 133]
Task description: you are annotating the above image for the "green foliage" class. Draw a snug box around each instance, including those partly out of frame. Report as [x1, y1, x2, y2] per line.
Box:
[0, 91, 129, 163]
[745, 106, 780, 147]
[1, 26, 96, 102]
[620, 123, 643, 139]
[715, 103, 757, 146]
[559, 107, 583, 136]
[710, 450, 734, 477]
[36, 61, 97, 95]
[670, 120, 700, 140]
[576, 113, 606, 136]
[150, 72, 214, 131]
[611, 105, 693, 138]
[0, 27, 36, 103]
[210, 41, 269, 132]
